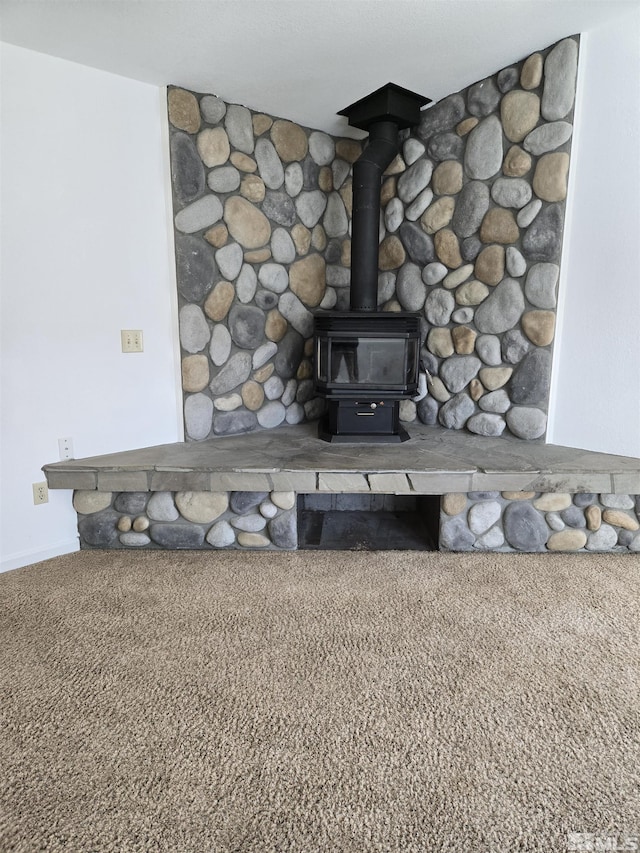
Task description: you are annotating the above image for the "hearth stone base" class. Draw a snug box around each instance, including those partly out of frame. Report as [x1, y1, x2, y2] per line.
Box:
[75, 489, 298, 551]
[439, 491, 640, 552]
[45, 424, 640, 554]
[74, 488, 640, 554]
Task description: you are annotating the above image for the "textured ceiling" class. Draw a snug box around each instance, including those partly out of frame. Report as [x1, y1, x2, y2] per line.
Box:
[1, 0, 637, 137]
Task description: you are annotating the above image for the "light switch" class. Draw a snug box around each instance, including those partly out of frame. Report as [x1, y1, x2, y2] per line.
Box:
[121, 330, 144, 353]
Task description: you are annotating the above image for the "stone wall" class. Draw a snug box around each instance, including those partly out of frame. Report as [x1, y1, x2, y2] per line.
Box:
[168, 36, 579, 441]
[440, 492, 640, 552]
[74, 489, 298, 550]
[74, 487, 640, 553]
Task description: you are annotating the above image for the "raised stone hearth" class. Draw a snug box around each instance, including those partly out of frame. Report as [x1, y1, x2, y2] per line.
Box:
[43, 424, 640, 553]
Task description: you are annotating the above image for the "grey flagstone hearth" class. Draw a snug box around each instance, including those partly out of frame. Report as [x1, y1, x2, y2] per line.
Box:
[43, 422, 640, 496]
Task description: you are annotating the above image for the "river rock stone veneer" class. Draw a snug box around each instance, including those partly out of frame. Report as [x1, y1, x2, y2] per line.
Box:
[75, 489, 298, 550]
[169, 36, 579, 442]
[74, 488, 640, 553]
[440, 492, 640, 552]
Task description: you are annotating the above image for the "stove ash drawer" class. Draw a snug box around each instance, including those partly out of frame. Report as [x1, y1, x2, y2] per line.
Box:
[329, 401, 399, 435]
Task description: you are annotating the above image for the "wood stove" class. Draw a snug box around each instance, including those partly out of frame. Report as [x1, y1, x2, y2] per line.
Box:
[313, 83, 431, 443]
[315, 311, 421, 443]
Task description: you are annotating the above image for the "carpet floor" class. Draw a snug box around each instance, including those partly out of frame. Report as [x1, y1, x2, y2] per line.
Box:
[1, 549, 639, 852]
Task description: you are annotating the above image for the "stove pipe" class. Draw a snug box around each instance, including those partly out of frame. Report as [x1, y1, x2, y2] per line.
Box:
[338, 84, 432, 313]
[349, 120, 399, 311]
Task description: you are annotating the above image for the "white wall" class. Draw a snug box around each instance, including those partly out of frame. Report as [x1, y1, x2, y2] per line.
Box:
[549, 9, 640, 458]
[0, 44, 182, 572]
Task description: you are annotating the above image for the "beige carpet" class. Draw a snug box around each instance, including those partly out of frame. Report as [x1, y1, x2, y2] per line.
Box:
[1, 549, 639, 853]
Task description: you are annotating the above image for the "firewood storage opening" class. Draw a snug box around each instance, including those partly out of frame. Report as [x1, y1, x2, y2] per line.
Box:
[297, 493, 440, 550]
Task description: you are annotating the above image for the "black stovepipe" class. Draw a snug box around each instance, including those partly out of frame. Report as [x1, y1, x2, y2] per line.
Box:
[349, 119, 398, 313]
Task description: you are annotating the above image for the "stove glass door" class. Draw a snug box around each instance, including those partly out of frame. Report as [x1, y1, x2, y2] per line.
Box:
[317, 336, 417, 389]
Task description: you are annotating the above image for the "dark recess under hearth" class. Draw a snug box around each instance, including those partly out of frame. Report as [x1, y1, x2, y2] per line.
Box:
[297, 493, 440, 551]
[314, 83, 431, 443]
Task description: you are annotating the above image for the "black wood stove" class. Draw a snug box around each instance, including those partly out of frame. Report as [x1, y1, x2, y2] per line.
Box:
[315, 311, 421, 442]
[313, 83, 431, 443]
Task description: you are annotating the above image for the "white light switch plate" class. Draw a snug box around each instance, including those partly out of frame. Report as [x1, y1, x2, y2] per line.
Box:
[121, 330, 143, 353]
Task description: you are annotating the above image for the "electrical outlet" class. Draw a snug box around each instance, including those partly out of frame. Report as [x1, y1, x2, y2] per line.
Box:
[121, 330, 143, 353]
[33, 482, 49, 505]
[58, 436, 74, 460]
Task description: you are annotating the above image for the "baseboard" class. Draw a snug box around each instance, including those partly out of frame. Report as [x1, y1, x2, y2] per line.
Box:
[0, 539, 80, 574]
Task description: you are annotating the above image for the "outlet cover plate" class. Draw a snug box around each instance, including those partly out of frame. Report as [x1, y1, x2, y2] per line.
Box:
[33, 482, 49, 505]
